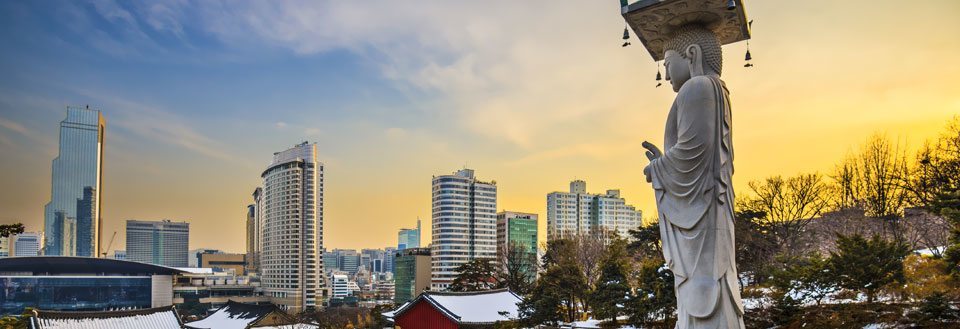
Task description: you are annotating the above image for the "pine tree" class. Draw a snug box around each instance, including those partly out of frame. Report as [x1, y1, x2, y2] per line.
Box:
[829, 234, 910, 303]
[625, 258, 676, 327]
[590, 238, 631, 327]
[449, 258, 500, 292]
[517, 239, 588, 326]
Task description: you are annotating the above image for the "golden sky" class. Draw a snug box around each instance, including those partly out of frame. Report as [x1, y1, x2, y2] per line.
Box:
[0, 0, 958, 253]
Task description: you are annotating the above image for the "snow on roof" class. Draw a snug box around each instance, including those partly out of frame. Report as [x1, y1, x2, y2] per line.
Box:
[31, 306, 182, 329]
[381, 301, 410, 320]
[185, 301, 287, 329]
[249, 325, 319, 329]
[394, 289, 522, 324]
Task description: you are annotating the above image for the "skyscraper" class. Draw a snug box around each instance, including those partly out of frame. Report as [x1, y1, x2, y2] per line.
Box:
[126, 219, 189, 267]
[546, 180, 643, 240]
[43, 106, 104, 256]
[397, 219, 421, 250]
[430, 168, 497, 290]
[496, 211, 539, 282]
[258, 142, 325, 313]
[245, 198, 259, 274]
[76, 186, 97, 257]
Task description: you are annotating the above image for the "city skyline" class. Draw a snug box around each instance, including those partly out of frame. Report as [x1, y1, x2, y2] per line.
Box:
[1, 1, 959, 253]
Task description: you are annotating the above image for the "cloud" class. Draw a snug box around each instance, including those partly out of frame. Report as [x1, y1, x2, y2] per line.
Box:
[70, 89, 241, 162]
[112, 1, 645, 149]
[275, 122, 287, 129]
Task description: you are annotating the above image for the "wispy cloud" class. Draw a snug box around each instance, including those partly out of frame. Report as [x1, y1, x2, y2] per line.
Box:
[70, 88, 241, 163]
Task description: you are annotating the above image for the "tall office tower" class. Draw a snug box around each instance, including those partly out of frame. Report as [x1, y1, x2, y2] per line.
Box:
[259, 142, 324, 313]
[397, 219, 421, 250]
[245, 201, 259, 274]
[496, 211, 539, 282]
[251, 187, 264, 273]
[11, 232, 44, 257]
[75, 187, 96, 257]
[546, 180, 643, 240]
[43, 106, 104, 256]
[430, 168, 497, 290]
[126, 219, 190, 267]
[50, 211, 77, 256]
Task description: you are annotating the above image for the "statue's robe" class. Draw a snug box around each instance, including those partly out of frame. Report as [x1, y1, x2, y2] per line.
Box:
[648, 75, 744, 328]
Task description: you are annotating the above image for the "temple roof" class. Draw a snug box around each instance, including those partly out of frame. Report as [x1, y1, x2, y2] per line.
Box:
[29, 306, 182, 329]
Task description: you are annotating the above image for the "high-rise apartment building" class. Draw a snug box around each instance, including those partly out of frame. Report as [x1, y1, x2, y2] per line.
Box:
[546, 180, 642, 240]
[43, 106, 104, 256]
[431, 168, 497, 290]
[11, 232, 44, 257]
[496, 211, 539, 282]
[126, 219, 189, 267]
[397, 219, 421, 250]
[393, 247, 431, 304]
[258, 142, 325, 313]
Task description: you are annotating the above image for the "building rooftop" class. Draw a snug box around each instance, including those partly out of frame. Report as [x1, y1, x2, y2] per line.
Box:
[184, 300, 294, 329]
[29, 306, 182, 329]
[391, 289, 522, 324]
[0, 256, 186, 275]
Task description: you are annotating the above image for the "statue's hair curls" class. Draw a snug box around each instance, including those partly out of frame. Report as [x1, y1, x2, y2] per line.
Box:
[665, 25, 723, 76]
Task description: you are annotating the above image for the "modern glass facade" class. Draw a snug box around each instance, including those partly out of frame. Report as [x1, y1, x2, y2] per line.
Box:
[393, 248, 430, 304]
[0, 276, 151, 315]
[497, 212, 539, 282]
[43, 107, 104, 256]
[397, 219, 421, 250]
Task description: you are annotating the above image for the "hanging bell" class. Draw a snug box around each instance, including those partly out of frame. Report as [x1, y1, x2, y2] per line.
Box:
[656, 70, 662, 81]
[622, 27, 630, 40]
[744, 49, 752, 61]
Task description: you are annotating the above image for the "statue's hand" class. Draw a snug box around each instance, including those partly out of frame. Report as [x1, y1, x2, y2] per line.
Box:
[642, 141, 663, 161]
[643, 164, 653, 183]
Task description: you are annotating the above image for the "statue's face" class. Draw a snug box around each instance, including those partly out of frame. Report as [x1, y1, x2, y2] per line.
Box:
[664, 49, 691, 92]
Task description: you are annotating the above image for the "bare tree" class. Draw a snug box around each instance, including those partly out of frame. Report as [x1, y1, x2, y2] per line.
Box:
[741, 172, 832, 256]
[832, 134, 911, 242]
[571, 231, 610, 288]
[498, 240, 537, 294]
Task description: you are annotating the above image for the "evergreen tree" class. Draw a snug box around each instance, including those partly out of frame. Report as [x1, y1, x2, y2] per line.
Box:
[449, 258, 500, 292]
[590, 238, 631, 327]
[829, 234, 909, 303]
[518, 239, 588, 326]
[0, 223, 24, 238]
[771, 254, 838, 306]
[625, 258, 676, 328]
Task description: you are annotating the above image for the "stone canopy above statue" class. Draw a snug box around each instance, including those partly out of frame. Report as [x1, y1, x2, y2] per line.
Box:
[622, 0, 751, 61]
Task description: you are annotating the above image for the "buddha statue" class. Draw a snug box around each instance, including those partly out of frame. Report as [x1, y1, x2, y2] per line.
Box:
[642, 24, 745, 329]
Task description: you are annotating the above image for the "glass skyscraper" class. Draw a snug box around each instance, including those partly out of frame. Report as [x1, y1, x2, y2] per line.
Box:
[397, 219, 421, 250]
[497, 211, 539, 282]
[43, 106, 104, 256]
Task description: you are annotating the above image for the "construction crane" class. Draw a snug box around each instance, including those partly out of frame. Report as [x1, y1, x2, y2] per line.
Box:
[101, 231, 117, 258]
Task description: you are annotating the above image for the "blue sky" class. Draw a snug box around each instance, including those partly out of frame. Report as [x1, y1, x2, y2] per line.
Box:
[1, 0, 958, 252]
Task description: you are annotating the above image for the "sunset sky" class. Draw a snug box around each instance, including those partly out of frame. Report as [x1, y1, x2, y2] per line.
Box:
[0, 1, 958, 254]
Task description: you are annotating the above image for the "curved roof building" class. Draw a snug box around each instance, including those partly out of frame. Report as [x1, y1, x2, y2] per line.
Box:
[0, 257, 184, 315]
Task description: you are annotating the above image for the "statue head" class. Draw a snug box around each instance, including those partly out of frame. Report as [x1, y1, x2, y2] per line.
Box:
[663, 25, 723, 92]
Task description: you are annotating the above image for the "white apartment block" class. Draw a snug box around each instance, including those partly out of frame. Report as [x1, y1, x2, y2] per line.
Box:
[547, 180, 642, 240]
[431, 169, 497, 290]
[258, 142, 325, 313]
